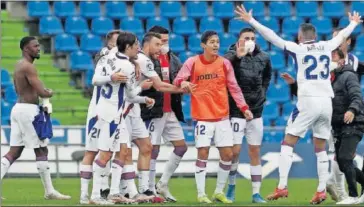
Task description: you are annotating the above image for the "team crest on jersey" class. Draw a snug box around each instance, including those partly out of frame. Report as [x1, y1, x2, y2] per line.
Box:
[147, 62, 153, 71]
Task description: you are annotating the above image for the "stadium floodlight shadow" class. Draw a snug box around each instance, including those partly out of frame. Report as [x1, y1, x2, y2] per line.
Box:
[71, 150, 85, 175]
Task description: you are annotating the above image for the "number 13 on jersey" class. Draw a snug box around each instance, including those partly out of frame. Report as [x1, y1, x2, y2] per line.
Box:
[303, 55, 330, 80]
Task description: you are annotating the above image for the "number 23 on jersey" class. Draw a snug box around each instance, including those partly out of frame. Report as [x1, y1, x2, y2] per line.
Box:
[303, 55, 330, 80]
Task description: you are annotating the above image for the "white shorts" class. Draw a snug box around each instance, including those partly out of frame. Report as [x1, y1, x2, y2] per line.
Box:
[125, 116, 149, 141]
[195, 119, 233, 148]
[149, 112, 184, 145]
[87, 118, 129, 152]
[231, 117, 263, 145]
[285, 96, 332, 139]
[10, 103, 49, 148]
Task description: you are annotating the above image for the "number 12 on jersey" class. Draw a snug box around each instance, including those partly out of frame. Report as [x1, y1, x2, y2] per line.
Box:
[303, 55, 330, 80]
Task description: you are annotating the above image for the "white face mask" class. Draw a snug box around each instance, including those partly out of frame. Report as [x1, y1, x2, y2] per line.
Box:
[161, 44, 169, 54]
[244, 40, 255, 53]
[329, 61, 338, 72]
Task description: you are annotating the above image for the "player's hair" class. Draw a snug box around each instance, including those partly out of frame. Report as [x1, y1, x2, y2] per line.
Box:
[333, 27, 353, 40]
[142, 32, 162, 46]
[148, 26, 169, 34]
[299, 23, 316, 40]
[239, 28, 255, 36]
[20, 36, 36, 50]
[116, 31, 138, 53]
[201, 30, 218, 44]
[106, 30, 122, 41]
[333, 48, 345, 60]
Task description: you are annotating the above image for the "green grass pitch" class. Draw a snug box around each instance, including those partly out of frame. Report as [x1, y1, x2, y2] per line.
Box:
[1, 178, 348, 206]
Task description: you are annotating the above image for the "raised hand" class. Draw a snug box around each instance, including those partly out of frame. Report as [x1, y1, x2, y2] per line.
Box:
[234, 5, 253, 22]
[348, 11, 363, 24]
[236, 41, 248, 58]
[145, 97, 155, 109]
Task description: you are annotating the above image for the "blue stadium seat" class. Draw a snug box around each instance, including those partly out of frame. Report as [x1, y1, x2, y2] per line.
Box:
[269, 51, 285, 70]
[269, 1, 292, 18]
[339, 17, 362, 35]
[199, 17, 223, 34]
[296, 1, 318, 18]
[91, 17, 114, 36]
[84, 70, 94, 88]
[255, 35, 269, 51]
[275, 116, 288, 126]
[1, 100, 11, 125]
[4, 86, 17, 103]
[133, 1, 156, 18]
[354, 51, 364, 61]
[169, 34, 185, 53]
[79, 1, 101, 19]
[182, 101, 192, 121]
[263, 102, 279, 120]
[51, 119, 61, 126]
[179, 51, 195, 63]
[263, 116, 272, 127]
[258, 17, 280, 33]
[27, 1, 50, 17]
[105, 1, 128, 19]
[212, 1, 234, 19]
[173, 17, 197, 36]
[69, 51, 94, 71]
[267, 83, 290, 103]
[228, 19, 251, 36]
[1, 69, 12, 88]
[355, 35, 364, 52]
[65, 16, 89, 36]
[80, 34, 102, 53]
[39, 16, 63, 35]
[146, 17, 170, 31]
[267, 131, 285, 142]
[282, 102, 295, 117]
[322, 1, 345, 18]
[282, 17, 304, 36]
[351, 1, 364, 14]
[243, 1, 265, 17]
[185, 1, 209, 19]
[188, 34, 203, 53]
[310, 17, 332, 35]
[159, 1, 182, 19]
[220, 33, 236, 54]
[54, 33, 79, 53]
[54, 1, 76, 18]
[120, 17, 144, 35]
[280, 33, 295, 42]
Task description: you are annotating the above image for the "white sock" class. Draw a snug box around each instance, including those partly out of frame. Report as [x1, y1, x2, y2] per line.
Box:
[80, 164, 92, 196]
[316, 151, 329, 192]
[215, 160, 232, 194]
[36, 158, 55, 194]
[333, 159, 346, 194]
[138, 170, 150, 193]
[101, 160, 110, 191]
[160, 152, 182, 185]
[149, 159, 156, 191]
[250, 165, 262, 195]
[121, 165, 138, 197]
[110, 160, 124, 195]
[229, 162, 239, 185]
[1, 156, 12, 180]
[327, 161, 336, 186]
[91, 160, 106, 200]
[278, 145, 294, 189]
[195, 159, 207, 197]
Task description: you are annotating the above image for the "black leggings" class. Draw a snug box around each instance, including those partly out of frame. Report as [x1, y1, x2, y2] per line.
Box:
[335, 130, 364, 197]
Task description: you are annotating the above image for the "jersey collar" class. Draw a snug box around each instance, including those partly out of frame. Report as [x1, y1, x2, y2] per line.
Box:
[116, 52, 129, 60]
[302, 40, 316, 44]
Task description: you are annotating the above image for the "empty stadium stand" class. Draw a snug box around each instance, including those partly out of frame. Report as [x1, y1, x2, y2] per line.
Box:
[2, 1, 364, 143]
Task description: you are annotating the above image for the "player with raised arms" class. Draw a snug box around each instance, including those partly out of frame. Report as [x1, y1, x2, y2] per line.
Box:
[174, 30, 253, 204]
[235, 5, 362, 204]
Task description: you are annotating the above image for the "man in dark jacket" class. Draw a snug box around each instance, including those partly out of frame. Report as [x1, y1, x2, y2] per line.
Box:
[224, 28, 272, 203]
[282, 49, 364, 204]
[140, 26, 187, 202]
